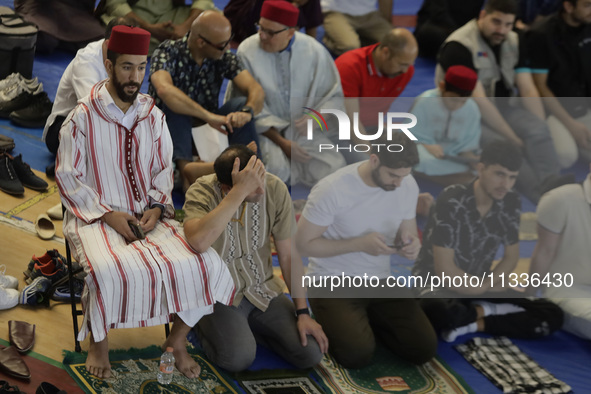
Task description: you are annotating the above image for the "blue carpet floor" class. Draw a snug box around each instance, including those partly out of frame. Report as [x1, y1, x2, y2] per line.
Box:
[1, 0, 590, 392]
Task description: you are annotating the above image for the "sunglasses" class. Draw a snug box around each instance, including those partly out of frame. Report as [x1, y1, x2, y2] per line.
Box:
[255, 23, 289, 37]
[198, 34, 233, 51]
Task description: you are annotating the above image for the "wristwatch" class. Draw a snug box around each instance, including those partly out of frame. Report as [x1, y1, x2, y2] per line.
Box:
[240, 105, 254, 119]
[295, 308, 310, 317]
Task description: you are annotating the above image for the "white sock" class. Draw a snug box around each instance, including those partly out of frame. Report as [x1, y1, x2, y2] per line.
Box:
[442, 322, 477, 343]
[473, 301, 525, 317]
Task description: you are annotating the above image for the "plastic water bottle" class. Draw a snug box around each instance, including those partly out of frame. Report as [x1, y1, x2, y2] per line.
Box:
[157, 347, 175, 385]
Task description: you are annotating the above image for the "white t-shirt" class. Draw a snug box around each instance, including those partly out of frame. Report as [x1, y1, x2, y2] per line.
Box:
[320, 0, 378, 16]
[536, 177, 591, 290]
[303, 161, 418, 279]
[43, 39, 108, 141]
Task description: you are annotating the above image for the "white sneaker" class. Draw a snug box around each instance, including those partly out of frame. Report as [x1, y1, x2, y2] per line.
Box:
[0, 286, 19, 310]
[0, 80, 42, 103]
[0, 73, 39, 92]
[0, 264, 18, 289]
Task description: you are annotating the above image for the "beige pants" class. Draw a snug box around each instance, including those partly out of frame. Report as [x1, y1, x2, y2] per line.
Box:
[322, 11, 392, 56]
[547, 111, 591, 168]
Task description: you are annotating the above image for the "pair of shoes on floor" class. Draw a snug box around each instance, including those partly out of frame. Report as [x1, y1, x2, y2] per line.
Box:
[0, 320, 34, 381]
[25, 250, 68, 286]
[0, 74, 52, 129]
[0, 152, 48, 195]
[0, 73, 39, 102]
[0, 265, 19, 311]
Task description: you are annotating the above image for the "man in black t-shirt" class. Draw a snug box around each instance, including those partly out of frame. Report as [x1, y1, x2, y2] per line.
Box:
[526, 0, 591, 167]
[436, 0, 572, 204]
[413, 140, 563, 343]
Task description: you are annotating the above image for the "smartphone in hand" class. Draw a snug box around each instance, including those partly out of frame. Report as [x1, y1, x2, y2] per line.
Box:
[128, 221, 145, 239]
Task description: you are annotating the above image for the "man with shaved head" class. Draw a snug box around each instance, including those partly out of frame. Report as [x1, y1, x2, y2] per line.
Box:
[334, 28, 417, 161]
[149, 10, 264, 189]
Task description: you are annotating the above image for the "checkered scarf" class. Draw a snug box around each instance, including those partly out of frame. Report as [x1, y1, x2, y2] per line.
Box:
[455, 337, 571, 394]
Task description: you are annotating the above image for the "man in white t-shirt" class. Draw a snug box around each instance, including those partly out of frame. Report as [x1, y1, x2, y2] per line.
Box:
[43, 17, 133, 155]
[295, 133, 437, 368]
[320, 0, 393, 56]
[529, 166, 591, 340]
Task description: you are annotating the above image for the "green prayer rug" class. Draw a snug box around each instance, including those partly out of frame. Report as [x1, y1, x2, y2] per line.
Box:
[313, 348, 474, 394]
[63, 345, 239, 393]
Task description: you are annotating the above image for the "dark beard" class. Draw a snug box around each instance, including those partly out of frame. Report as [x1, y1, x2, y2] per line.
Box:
[112, 72, 141, 103]
[371, 167, 396, 191]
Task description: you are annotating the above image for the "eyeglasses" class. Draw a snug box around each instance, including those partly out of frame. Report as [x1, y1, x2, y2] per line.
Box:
[198, 34, 233, 51]
[255, 23, 289, 37]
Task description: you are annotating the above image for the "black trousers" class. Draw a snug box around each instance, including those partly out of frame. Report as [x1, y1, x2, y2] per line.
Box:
[45, 115, 65, 155]
[419, 290, 564, 339]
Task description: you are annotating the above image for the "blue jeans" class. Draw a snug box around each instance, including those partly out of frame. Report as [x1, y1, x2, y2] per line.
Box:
[161, 97, 260, 162]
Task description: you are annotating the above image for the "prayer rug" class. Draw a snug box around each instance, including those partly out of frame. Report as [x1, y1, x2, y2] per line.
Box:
[237, 370, 324, 394]
[313, 348, 474, 394]
[62, 345, 240, 393]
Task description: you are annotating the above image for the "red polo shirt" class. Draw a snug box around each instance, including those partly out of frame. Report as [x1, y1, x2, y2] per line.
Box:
[335, 44, 414, 126]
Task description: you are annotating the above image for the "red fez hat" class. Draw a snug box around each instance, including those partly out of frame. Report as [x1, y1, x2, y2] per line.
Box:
[107, 25, 151, 55]
[261, 0, 299, 27]
[445, 65, 478, 92]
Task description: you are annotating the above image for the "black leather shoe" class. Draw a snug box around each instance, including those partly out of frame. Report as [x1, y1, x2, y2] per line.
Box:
[9, 92, 53, 128]
[11, 154, 48, 191]
[0, 91, 34, 119]
[0, 153, 24, 195]
[36, 382, 67, 394]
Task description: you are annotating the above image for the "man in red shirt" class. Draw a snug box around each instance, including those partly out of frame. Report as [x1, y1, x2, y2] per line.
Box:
[335, 28, 417, 129]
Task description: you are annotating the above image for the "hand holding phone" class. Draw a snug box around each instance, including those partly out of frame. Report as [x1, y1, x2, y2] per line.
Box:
[128, 221, 145, 239]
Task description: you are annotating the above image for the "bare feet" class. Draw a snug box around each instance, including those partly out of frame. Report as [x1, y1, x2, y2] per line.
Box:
[163, 337, 201, 379]
[86, 333, 111, 379]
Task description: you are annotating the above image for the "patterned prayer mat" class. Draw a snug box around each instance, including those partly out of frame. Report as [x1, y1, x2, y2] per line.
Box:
[313, 348, 474, 394]
[237, 370, 325, 394]
[63, 345, 240, 393]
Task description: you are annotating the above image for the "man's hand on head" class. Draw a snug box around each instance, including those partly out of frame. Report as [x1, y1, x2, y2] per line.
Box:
[101, 211, 139, 242]
[230, 155, 266, 197]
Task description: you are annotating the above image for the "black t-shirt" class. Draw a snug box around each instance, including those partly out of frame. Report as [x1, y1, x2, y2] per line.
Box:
[416, 0, 485, 31]
[438, 33, 527, 97]
[526, 13, 591, 116]
[412, 182, 521, 280]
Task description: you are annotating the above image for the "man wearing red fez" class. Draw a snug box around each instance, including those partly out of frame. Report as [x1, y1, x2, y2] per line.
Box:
[410, 65, 483, 184]
[149, 10, 264, 191]
[56, 25, 235, 380]
[436, 0, 574, 205]
[227, 0, 347, 187]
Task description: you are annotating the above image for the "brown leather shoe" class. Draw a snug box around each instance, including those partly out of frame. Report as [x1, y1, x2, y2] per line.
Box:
[8, 321, 35, 353]
[0, 346, 30, 380]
